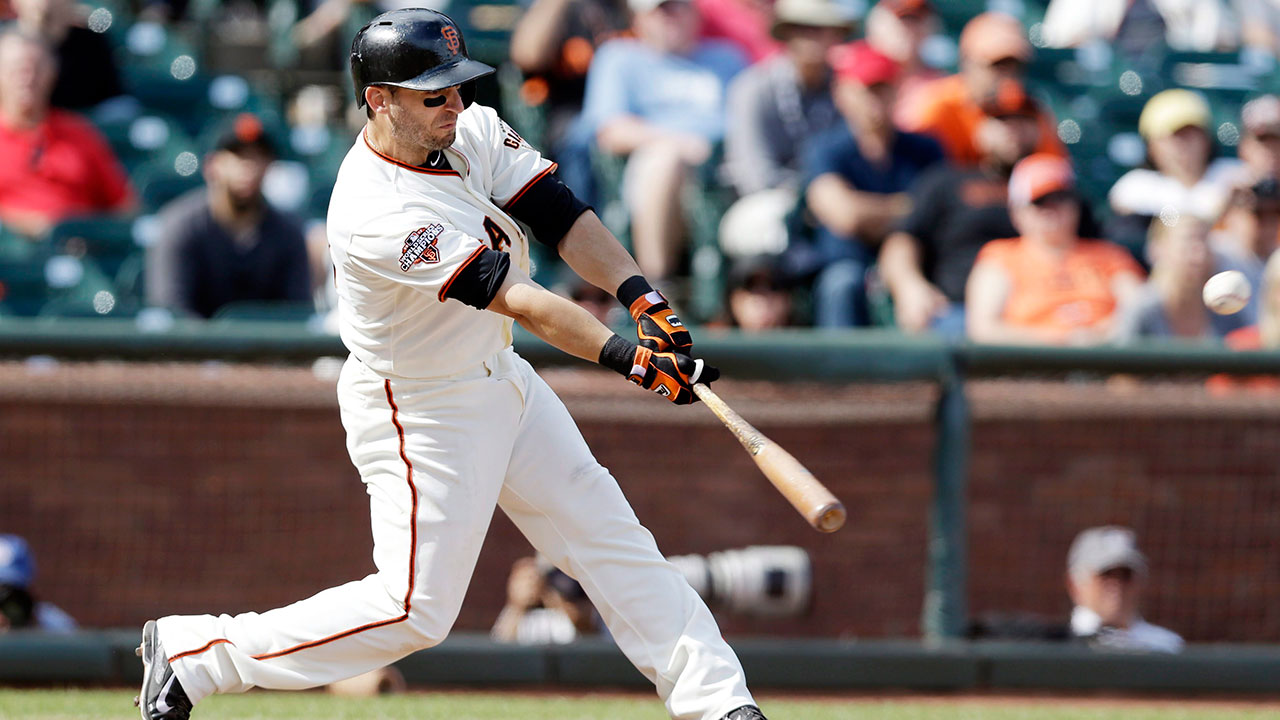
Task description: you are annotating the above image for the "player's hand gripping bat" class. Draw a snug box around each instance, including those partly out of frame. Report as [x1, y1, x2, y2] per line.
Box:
[692, 383, 846, 533]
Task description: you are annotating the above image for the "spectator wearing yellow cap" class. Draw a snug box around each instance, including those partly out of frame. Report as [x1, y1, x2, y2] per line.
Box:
[967, 153, 1145, 345]
[898, 12, 1065, 166]
[1108, 89, 1242, 252]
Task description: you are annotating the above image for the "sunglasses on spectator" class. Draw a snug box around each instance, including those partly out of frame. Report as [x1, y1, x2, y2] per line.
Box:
[1030, 191, 1075, 208]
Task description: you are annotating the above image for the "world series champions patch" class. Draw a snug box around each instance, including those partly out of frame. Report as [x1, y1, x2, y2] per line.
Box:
[400, 224, 444, 271]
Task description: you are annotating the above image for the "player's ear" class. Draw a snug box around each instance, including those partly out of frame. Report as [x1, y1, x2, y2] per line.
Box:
[365, 86, 392, 115]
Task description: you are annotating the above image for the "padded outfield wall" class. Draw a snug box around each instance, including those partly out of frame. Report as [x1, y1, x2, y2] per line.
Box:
[2, 356, 1278, 642]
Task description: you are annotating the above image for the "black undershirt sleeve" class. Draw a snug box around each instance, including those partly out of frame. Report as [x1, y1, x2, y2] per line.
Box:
[441, 246, 512, 310]
[504, 173, 592, 250]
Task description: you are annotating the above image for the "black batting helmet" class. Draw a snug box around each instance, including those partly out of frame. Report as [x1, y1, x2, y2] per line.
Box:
[350, 8, 495, 109]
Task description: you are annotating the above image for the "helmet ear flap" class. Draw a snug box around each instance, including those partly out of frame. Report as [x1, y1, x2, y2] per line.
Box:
[459, 81, 477, 109]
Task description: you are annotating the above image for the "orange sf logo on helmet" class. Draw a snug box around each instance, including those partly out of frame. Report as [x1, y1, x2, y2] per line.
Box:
[442, 26, 460, 55]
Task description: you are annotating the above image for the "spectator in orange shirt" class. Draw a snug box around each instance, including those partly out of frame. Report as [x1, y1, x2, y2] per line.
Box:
[0, 30, 133, 238]
[966, 154, 1144, 345]
[901, 12, 1064, 166]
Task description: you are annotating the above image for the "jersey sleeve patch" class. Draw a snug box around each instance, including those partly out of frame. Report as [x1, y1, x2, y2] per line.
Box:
[399, 224, 445, 271]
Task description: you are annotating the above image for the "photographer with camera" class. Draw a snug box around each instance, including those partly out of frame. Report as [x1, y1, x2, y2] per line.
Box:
[0, 535, 75, 634]
[491, 557, 600, 645]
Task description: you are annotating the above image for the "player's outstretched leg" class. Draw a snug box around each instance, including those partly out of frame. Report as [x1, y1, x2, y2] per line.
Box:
[135, 620, 194, 720]
[497, 353, 764, 720]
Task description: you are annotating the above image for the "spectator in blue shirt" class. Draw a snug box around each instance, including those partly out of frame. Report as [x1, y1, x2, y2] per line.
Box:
[795, 41, 944, 326]
[582, 0, 747, 283]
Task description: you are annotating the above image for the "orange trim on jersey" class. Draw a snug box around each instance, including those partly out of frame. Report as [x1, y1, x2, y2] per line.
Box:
[168, 638, 233, 663]
[363, 130, 461, 178]
[437, 245, 487, 302]
[247, 381, 420, 662]
[501, 163, 559, 210]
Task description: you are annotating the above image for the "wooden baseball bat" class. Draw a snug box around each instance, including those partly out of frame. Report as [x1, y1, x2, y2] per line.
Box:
[692, 383, 846, 533]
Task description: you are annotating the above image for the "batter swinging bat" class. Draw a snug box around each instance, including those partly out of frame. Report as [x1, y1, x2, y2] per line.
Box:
[692, 383, 846, 533]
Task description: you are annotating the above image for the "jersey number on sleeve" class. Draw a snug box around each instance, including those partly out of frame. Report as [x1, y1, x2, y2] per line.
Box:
[483, 216, 511, 252]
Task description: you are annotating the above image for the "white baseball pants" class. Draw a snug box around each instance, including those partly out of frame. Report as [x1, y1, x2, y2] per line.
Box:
[157, 348, 754, 720]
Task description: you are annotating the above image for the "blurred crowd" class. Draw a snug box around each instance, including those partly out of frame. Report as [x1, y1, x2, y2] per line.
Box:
[3, 0, 1280, 354]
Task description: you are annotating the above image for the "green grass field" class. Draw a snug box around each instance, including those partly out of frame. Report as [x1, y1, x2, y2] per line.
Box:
[1, 689, 1277, 720]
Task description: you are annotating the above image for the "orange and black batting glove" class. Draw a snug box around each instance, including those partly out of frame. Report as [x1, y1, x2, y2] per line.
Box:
[598, 334, 719, 405]
[616, 276, 692, 353]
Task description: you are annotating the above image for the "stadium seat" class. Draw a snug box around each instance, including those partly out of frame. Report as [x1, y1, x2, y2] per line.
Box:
[135, 161, 205, 212]
[48, 216, 140, 283]
[0, 256, 52, 317]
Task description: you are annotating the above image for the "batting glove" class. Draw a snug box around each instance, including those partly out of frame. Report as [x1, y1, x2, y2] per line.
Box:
[616, 276, 692, 353]
[599, 334, 719, 405]
[630, 290, 692, 354]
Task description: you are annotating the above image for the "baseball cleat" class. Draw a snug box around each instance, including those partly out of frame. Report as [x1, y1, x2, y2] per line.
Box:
[136, 620, 193, 720]
[723, 705, 767, 720]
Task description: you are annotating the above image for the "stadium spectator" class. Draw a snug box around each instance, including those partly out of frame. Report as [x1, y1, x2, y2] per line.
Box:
[718, 0, 852, 261]
[491, 556, 599, 644]
[900, 12, 1064, 166]
[1236, 94, 1280, 193]
[1109, 89, 1241, 251]
[726, 253, 793, 330]
[582, 0, 747, 283]
[966, 154, 1144, 346]
[862, 0, 942, 129]
[1210, 175, 1280, 294]
[722, 0, 852, 198]
[1040, 0, 1251, 55]
[1067, 526, 1184, 653]
[796, 42, 943, 327]
[146, 113, 311, 319]
[11, 0, 124, 111]
[508, 0, 630, 206]
[0, 534, 76, 633]
[0, 30, 134, 238]
[695, 0, 780, 63]
[1114, 215, 1254, 341]
[878, 79, 1046, 336]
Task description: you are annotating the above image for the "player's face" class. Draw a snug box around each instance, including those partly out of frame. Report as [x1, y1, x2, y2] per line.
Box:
[386, 86, 465, 152]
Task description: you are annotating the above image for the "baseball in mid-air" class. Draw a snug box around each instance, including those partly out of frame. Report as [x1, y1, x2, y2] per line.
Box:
[1202, 270, 1252, 315]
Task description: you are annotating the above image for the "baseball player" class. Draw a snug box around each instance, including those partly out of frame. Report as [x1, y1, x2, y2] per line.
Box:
[135, 9, 766, 720]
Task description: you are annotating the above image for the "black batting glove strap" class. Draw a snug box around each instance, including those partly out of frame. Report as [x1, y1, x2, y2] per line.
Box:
[615, 275, 654, 309]
[599, 333, 641, 376]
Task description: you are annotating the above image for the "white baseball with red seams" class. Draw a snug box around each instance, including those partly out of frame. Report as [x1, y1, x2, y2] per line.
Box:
[152, 103, 755, 720]
[1203, 270, 1252, 315]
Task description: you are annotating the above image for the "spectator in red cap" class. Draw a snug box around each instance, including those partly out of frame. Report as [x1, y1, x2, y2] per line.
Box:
[147, 113, 312, 319]
[0, 30, 133, 238]
[966, 154, 1144, 345]
[863, 0, 942, 129]
[900, 12, 1064, 166]
[792, 41, 943, 326]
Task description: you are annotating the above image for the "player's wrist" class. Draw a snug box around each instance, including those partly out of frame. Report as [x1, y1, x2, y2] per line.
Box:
[616, 275, 663, 319]
[599, 333, 646, 380]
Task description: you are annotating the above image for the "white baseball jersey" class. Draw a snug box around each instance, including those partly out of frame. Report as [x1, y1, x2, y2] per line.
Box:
[327, 103, 556, 380]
